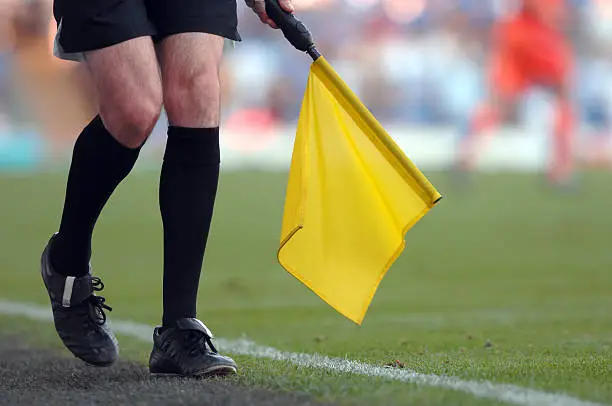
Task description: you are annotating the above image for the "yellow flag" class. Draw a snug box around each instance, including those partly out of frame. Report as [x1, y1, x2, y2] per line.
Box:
[278, 57, 442, 325]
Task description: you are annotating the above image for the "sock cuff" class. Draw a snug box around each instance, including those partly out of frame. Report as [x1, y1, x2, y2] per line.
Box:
[165, 126, 220, 165]
[168, 126, 219, 138]
[86, 116, 142, 159]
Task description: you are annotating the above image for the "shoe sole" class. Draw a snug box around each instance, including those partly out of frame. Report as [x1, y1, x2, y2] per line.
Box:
[82, 359, 117, 368]
[150, 365, 237, 378]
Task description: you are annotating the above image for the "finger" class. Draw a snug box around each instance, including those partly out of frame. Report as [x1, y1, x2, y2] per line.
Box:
[261, 15, 277, 29]
[253, 3, 278, 28]
[278, 0, 294, 12]
[257, 13, 268, 25]
[253, 3, 269, 23]
[267, 18, 278, 29]
[253, 1, 265, 14]
[257, 12, 276, 28]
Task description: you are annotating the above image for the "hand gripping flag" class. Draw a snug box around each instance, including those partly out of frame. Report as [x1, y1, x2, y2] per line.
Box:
[266, 0, 442, 324]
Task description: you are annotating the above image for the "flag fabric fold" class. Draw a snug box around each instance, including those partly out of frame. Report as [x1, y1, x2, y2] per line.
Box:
[278, 57, 441, 325]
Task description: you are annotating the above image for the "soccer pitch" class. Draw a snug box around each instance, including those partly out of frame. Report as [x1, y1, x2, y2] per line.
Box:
[0, 170, 610, 405]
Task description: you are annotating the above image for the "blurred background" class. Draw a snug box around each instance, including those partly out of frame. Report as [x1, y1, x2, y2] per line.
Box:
[2, 0, 612, 172]
[0, 1, 611, 375]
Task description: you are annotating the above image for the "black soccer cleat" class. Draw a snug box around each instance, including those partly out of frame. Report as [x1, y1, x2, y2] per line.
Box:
[149, 318, 238, 377]
[41, 234, 119, 367]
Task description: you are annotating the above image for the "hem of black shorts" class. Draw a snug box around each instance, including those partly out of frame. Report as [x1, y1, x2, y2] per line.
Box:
[60, 29, 240, 55]
[60, 30, 157, 55]
[153, 30, 242, 44]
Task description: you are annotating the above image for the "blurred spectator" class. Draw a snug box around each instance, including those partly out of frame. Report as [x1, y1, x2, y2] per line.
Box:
[2, 0, 612, 152]
[225, 0, 611, 131]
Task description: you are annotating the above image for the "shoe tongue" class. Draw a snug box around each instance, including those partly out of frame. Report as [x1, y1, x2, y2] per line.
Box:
[175, 318, 214, 338]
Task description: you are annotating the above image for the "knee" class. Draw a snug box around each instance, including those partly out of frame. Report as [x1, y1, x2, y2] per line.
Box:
[100, 93, 163, 149]
[163, 65, 221, 126]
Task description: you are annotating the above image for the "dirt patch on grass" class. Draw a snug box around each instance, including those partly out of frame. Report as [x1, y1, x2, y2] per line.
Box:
[0, 337, 330, 406]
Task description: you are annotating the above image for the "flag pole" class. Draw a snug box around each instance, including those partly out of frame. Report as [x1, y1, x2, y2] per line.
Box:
[306, 47, 321, 61]
[264, 0, 321, 61]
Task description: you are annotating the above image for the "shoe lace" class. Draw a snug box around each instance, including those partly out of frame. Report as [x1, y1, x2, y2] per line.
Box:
[88, 277, 112, 326]
[183, 330, 218, 357]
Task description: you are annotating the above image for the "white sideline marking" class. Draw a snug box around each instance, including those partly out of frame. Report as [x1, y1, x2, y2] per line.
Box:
[0, 299, 604, 406]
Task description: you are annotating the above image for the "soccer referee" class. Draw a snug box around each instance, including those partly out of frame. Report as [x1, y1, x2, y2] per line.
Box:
[41, 0, 294, 377]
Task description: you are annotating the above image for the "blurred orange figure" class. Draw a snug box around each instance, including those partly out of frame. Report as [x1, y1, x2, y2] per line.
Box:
[458, 0, 574, 186]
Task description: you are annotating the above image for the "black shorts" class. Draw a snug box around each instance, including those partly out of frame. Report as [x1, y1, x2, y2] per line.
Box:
[53, 0, 241, 58]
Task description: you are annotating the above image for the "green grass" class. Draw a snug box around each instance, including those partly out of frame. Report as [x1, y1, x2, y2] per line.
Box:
[0, 169, 611, 405]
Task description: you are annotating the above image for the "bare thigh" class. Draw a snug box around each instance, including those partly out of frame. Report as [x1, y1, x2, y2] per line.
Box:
[85, 36, 163, 148]
[157, 33, 225, 128]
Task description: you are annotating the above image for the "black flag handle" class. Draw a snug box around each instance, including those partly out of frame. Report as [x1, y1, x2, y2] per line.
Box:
[264, 0, 321, 60]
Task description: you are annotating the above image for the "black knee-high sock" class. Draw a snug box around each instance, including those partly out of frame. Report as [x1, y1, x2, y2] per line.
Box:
[51, 116, 141, 277]
[160, 126, 220, 326]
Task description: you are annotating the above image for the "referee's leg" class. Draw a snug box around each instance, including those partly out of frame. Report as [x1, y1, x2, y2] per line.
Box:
[146, 32, 238, 377]
[158, 32, 224, 324]
[42, 33, 162, 366]
[51, 37, 162, 277]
